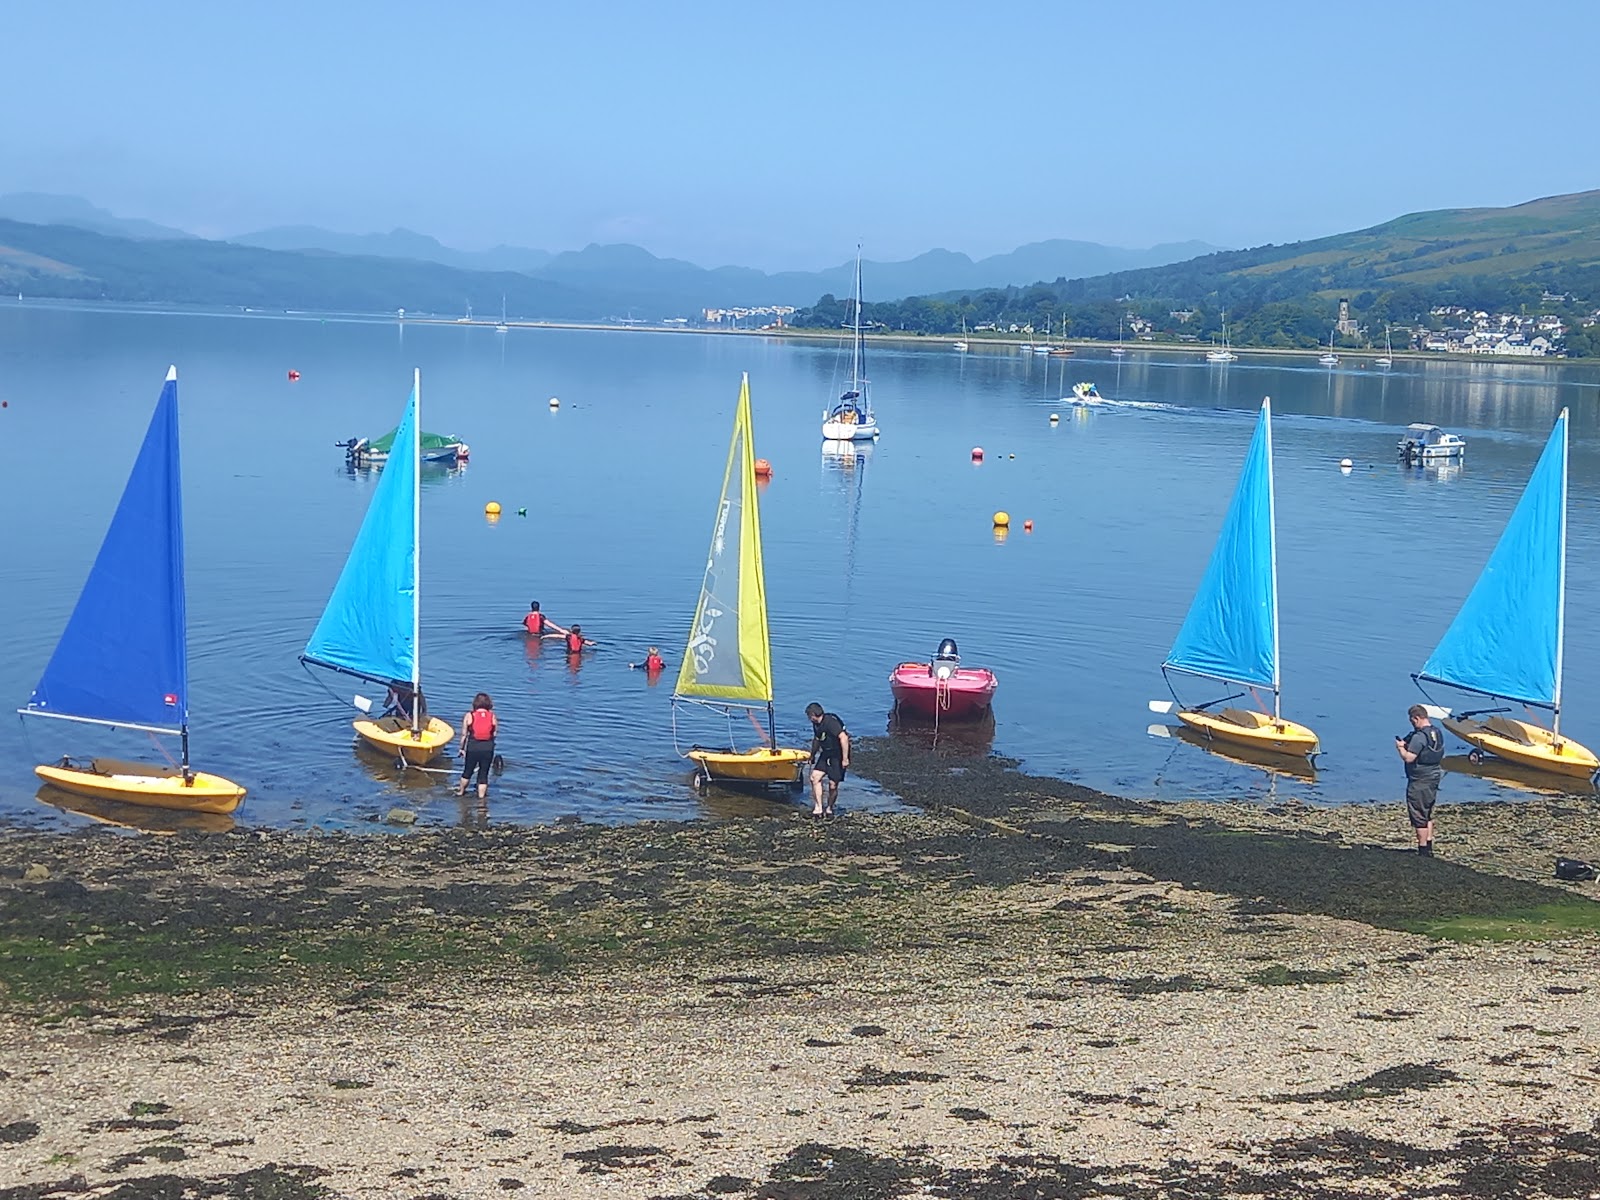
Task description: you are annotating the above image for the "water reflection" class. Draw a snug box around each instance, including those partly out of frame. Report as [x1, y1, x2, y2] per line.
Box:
[36, 786, 237, 835]
[1442, 753, 1596, 799]
[888, 707, 996, 757]
[1148, 723, 1319, 782]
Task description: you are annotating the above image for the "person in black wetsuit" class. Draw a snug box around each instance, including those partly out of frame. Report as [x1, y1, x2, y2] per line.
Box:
[806, 701, 850, 819]
[1396, 703, 1445, 855]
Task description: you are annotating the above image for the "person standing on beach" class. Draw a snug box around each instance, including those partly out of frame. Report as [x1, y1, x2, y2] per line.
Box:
[1396, 703, 1444, 854]
[458, 693, 498, 802]
[806, 702, 849, 819]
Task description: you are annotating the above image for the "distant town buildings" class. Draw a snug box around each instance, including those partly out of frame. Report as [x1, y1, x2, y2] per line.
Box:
[702, 304, 796, 328]
[1422, 306, 1564, 355]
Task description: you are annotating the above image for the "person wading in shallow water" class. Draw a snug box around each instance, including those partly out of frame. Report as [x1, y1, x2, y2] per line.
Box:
[1396, 703, 1445, 855]
[458, 693, 498, 802]
[806, 702, 849, 819]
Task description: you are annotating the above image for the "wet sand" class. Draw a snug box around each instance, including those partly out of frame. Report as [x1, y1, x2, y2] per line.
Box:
[2, 740, 1599, 1198]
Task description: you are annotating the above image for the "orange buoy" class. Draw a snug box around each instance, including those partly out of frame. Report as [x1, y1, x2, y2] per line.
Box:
[754, 457, 773, 477]
[287, 369, 301, 381]
[971, 447, 984, 461]
[1023, 520, 1034, 532]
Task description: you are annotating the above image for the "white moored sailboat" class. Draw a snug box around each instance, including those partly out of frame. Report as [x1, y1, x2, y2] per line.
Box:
[821, 248, 880, 441]
[302, 369, 455, 766]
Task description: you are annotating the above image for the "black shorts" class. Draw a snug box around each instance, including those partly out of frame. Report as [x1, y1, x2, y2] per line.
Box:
[462, 742, 495, 786]
[812, 756, 845, 784]
[1405, 775, 1439, 828]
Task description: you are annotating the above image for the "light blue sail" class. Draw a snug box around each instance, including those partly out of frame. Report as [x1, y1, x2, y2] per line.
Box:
[1420, 409, 1567, 708]
[27, 368, 187, 732]
[1165, 399, 1278, 690]
[304, 381, 418, 685]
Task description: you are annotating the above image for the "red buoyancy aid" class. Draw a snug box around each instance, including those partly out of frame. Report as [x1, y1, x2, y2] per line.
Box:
[565, 631, 584, 654]
[469, 707, 496, 741]
[524, 612, 545, 634]
[645, 653, 664, 672]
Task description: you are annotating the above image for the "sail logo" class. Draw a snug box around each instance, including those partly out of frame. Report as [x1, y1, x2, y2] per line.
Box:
[163, 693, 178, 706]
[711, 499, 732, 559]
[689, 605, 723, 674]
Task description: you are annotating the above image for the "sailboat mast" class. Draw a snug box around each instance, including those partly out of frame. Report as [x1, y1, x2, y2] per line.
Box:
[1264, 396, 1282, 720]
[1555, 408, 1569, 736]
[411, 367, 422, 736]
[851, 245, 863, 392]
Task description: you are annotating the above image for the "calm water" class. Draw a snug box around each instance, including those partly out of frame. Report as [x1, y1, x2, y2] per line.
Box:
[3, 302, 1600, 832]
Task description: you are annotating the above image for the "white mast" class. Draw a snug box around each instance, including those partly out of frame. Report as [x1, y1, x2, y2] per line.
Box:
[1264, 396, 1281, 720]
[411, 366, 422, 735]
[851, 244, 863, 393]
[1555, 407, 1569, 736]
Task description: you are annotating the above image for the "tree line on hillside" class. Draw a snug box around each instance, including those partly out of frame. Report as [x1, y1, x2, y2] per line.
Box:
[788, 265, 1600, 356]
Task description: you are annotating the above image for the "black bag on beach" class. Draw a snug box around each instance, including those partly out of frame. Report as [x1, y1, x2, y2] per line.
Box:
[1555, 858, 1597, 882]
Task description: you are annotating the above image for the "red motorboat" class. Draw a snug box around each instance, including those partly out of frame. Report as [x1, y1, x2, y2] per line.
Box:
[889, 639, 997, 720]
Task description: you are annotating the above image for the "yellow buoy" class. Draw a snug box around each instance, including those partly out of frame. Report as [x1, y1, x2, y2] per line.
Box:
[485, 501, 502, 515]
[993, 511, 1010, 528]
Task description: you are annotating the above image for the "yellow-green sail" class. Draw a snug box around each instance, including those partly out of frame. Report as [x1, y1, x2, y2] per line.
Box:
[674, 374, 773, 703]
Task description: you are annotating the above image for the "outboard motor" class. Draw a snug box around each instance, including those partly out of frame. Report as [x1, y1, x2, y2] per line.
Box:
[931, 637, 960, 680]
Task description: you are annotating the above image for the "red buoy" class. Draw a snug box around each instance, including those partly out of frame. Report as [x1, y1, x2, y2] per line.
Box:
[1023, 520, 1034, 532]
[754, 458, 773, 477]
[287, 369, 301, 381]
[971, 447, 984, 461]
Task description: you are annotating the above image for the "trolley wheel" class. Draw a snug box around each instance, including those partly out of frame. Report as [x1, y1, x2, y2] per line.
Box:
[693, 770, 709, 791]
[394, 754, 409, 771]
[1467, 749, 1484, 765]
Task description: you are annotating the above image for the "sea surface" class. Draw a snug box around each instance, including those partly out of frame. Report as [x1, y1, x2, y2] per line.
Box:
[3, 301, 1600, 832]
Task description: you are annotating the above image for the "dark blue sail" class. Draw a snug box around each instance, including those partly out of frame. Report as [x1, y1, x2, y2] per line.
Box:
[27, 368, 187, 732]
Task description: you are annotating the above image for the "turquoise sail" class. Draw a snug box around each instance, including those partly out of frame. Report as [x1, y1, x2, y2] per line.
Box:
[25, 368, 187, 733]
[1164, 399, 1278, 690]
[1420, 409, 1567, 708]
[304, 380, 418, 685]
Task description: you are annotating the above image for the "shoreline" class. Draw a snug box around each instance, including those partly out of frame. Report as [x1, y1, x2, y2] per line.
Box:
[3, 743, 1600, 1196]
[5, 297, 1583, 368]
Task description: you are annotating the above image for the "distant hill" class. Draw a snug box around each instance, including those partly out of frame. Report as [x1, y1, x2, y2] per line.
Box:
[0, 219, 605, 319]
[789, 190, 1600, 353]
[232, 226, 554, 274]
[1056, 189, 1600, 306]
[0, 192, 196, 241]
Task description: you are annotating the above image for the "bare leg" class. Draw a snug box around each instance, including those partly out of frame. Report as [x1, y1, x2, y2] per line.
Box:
[825, 780, 840, 815]
[477, 783, 488, 800]
[810, 769, 825, 816]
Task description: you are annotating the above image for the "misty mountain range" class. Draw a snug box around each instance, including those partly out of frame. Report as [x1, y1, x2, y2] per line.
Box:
[0, 192, 1222, 310]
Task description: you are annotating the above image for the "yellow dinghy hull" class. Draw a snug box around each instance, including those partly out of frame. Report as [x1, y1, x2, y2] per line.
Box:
[34, 758, 245, 815]
[1176, 707, 1320, 761]
[353, 716, 455, 765]
[688, 746, 810, 785]
[1442, 715, 1599, 782]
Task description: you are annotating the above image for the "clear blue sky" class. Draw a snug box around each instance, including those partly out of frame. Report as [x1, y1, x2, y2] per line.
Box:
[5, 0, 1596, 271]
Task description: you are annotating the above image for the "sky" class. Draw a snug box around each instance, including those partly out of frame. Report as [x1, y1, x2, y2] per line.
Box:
[5, 0, 1597, 272]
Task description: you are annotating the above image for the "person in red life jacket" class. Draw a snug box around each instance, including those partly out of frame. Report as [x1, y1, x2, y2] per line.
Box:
[522, 600, 569, 639]
[630, 647, 666, 672]
[457, 692, 498, 801]
[563, 625, 596, 655]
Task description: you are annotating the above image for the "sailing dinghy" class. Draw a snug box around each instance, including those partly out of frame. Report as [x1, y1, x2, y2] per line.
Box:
[302, 369, 454, 765]
[673, 374, 810, 787]
[20, 367, 246, 814]
[1151, 397, 1320, 763]
[1415, 408, 1598, 782]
